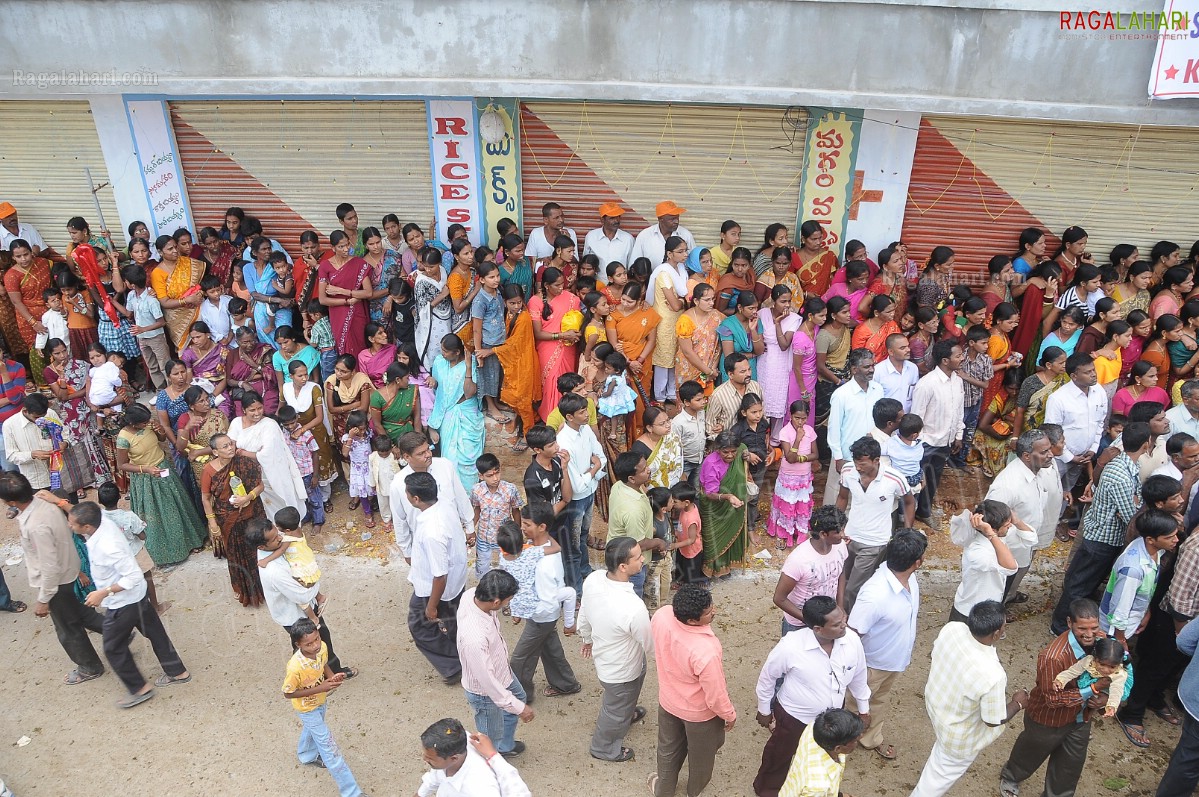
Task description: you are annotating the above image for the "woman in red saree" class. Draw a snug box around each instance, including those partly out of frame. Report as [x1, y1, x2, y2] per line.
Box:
[791, 220, 838, 298]
[859, 245, 908, 321]
[318, 230, 373, 357]
[528, 266, 581, 421]
[3, 238, 51, 378]
[1011, 261, 1062, 362]
[606, 282, 660, 442]
[198, 226, 238, 291]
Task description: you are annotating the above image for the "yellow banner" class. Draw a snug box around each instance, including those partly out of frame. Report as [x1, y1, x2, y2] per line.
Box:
[797, 110, 861, 252]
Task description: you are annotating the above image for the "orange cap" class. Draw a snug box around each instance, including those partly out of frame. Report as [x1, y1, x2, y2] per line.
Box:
[598, 202, 625, 217]
[0, 202, 15, 218]
[655, 200, 686, 217]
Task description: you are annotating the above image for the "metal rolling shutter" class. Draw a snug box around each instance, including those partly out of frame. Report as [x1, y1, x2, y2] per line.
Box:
[520, 101, 806, 251]
[0, 101, 120, 252]
[904, 115, 1199, 283]
[171, 100, 433, 257]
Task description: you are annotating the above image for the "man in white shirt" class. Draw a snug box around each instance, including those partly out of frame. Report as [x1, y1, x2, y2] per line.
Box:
[753, 596, 870, 796]
[582, 202, 635, 267]
[390, 432, 474, 562]
[248, 514, 355, 677]
[848, 529, 926, 761]
[835, 436, 915, 612]
[911, 601, 1027, 797]
[629, 201, 696, 267]
[457, 569, 535, 757]
[69, 502, 190, 708]
[1043, 354, 1108, 497]
[416, 717, 532, 797]
[872, 334, 920, 412]
[3, 393, 62, 490]
[0, 202, 50, 256]
[911, 340, 965, 523]
[556, 393, 606, 591]
[578, 536, 654, 762]
[825, 348, 884, 504]
[1166, 379, 1199, 440]
[1156, 432, 1199, 518]
[949, 503, 1032, 623]
[405, 471, 469, 685]
[987, 430, 1057, 605]
[524, 202, 577, 263]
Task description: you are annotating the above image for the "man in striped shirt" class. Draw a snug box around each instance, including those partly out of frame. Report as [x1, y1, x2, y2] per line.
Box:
[1000, 599, 1110, 797]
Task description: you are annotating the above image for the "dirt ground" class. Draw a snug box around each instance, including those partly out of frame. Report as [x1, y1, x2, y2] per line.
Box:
[0, 446, 1180, 796]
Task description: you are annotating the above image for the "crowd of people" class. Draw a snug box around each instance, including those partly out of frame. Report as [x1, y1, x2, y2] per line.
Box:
[2, 194, 1199, 796]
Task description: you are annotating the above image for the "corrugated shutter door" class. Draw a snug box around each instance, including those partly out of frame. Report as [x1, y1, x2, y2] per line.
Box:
[520, 102, 806, 251]
[904, 115, 1199, 284]
[171, 101, 433, 256]
[0, 101, 120, 253]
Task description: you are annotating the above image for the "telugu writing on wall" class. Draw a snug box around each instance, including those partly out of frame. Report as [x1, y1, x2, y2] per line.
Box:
[428, 99, 485, 246]
[796, 109, 862, 252]
[126, 100, 193, 236]
[476, 99, 522, 248]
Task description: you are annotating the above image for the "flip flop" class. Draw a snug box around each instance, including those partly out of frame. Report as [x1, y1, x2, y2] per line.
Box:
[347, 498, 360, 511]
[592, 747, 635, 762]
[64, 668, 103, 685]
[3, 600, 27, 613]
[154, 672, 192, 687]
[1007, 591, 1030, 605]
[1118, 720, 1150, 748]
[117, 689, 156, 709]
[338, 666, 359, 679]
[544, 683, 582, 698]
[1155, 707, 1182, 726]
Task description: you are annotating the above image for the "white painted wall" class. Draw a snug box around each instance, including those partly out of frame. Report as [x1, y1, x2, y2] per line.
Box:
[843, 110, 921, 260]
[1, 0, 1197, 126]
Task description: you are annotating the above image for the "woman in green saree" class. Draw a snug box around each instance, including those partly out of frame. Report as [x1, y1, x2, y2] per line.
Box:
[369, 361, 420, 444]
[697, 431, 749, 578]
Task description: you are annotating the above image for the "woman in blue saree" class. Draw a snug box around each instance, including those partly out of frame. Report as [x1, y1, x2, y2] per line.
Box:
[426, 333, 485, 492]
[243, 236, 291, 348]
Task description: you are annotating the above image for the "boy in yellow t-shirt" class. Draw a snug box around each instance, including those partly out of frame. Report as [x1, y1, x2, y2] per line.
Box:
[282, 619, 362, 795]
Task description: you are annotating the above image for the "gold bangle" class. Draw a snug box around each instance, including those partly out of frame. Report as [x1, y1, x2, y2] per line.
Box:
[205, 514, 216, 519]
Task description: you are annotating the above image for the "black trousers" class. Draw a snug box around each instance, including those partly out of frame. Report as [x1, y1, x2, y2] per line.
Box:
[102, 595, 187, 694]
[1050, 538, 1123, 635]
[407, 591, 462, 679]
[48, 582, 104, 674]
[1119, 606, 1186, 724]
[916, 444, 951, 519]
[286, 613, 347, 674]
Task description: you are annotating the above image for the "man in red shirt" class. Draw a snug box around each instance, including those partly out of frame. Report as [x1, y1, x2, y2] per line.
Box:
[648, 584, 736, 796]
[999, 598, 1112, 797]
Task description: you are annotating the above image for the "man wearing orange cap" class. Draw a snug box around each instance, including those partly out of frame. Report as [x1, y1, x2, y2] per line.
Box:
[583, 202, 634, 268]
[525, 202, 577, 263]
[630, 201, 695, 269]
[0, 203, 49, 258]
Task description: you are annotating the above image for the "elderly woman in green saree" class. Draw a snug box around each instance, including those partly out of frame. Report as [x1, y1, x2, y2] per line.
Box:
[697, 431, 749, 578]
[369, 360, 420, 443]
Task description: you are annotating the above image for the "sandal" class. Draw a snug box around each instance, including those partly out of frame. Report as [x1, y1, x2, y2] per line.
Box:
[544, 683, 582, 698]
[364, 517, 376, 528]
[999, 778, 1020, 797]
[872, 744, 897, 760]
[592, 746, 635, 762]
[337, 666, 359, 679]
[117, 688, 156, 709]
[154, 672, 192, 687]
[1154, 706, 1182, 726]
[486, 411, 511, 424]
[64, 667, 103, 685]
[324, 500, 334, 514]
[348, 498, 360, 511]
[647, 773, 659, 796]
[632, 706, 647, 723]
[510, 439, 529, 453]
[2, 600, 27, 613]
[1118, 720, 1151, 748]
[1007, 591, 1029, 605]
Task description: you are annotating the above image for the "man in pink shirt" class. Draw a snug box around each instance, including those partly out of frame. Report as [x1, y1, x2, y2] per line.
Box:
[648, 585, 737, 797]
[773, 506, 849, 637]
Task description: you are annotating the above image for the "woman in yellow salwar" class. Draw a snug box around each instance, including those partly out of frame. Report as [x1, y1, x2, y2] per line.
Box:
[149, 235, 205, 351]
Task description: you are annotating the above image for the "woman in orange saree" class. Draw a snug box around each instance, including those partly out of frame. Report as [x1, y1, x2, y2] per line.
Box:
[149, 235, 205, 351]
[981, 302, 1022, 410]
[528, 267, 581, 421]
[3, 239, 51, 379]
[493, 283, 541, 448]
[606, 282, 660, 443]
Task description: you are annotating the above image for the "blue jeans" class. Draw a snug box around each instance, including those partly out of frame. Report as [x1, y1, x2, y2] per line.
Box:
[0, 568, 11, 610]
[296, 704, 363, 797]
[0, 429, 13, 473]
[465, 677, 527, 753]
[303, 473, 326, 526]
[560, 493, 596, 594]
[953, 402, 981, 467]
[319, 348, 338, 384]
[475, 538, 498, 578]
[630, 567, 647, 598]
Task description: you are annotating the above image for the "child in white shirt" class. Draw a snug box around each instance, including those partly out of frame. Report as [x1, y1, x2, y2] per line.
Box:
[85, 344, 125, 415]
[368, 435, 401, 529]
[37, 289, 69, 350]
[884, 413, 925, 493]
[198, 275, 234, 345]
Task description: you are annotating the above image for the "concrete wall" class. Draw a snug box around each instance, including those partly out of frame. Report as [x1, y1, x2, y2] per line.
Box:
[2, 0, 1198, 126]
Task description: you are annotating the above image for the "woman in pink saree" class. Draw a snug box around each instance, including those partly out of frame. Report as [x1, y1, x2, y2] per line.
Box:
[318, 230, 373, 357]
[790, 296, 826, 425]
[527, 267, 581, 421]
